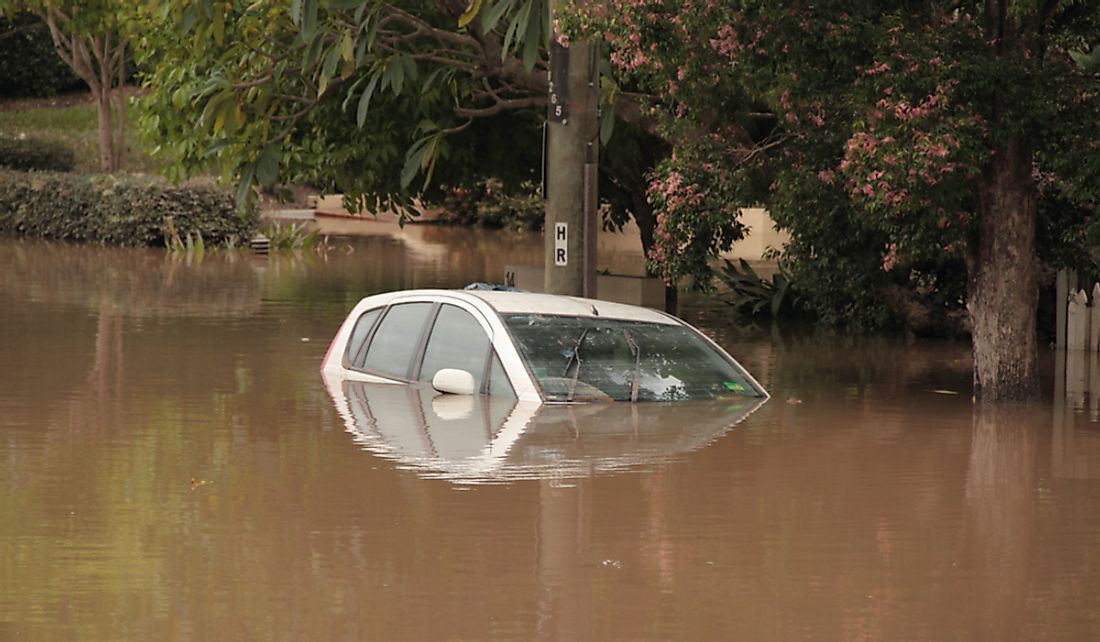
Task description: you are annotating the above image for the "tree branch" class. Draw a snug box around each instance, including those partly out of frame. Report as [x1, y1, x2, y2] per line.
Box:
[732, 134, 788, 169]
[381, 5, 480, 50]
[454, 95, 544, 119]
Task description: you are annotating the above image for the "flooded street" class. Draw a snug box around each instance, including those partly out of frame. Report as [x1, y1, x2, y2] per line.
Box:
[4, 232, 1100, 641]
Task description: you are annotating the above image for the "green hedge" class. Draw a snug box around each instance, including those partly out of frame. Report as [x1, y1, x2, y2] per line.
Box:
[0, 171, 257, 246]
[0, 14, 82, 98]
[0, 135, 75, 172]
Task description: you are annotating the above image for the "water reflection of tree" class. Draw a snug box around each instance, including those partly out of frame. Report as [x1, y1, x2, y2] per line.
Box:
[0, 239, 261, 317]
[966, 406, 1037, 642]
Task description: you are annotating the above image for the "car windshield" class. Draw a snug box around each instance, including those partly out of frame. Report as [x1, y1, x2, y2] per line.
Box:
[504, 314, 763, 402]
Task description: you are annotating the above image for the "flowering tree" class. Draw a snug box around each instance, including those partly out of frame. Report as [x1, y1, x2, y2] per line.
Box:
[563, 0, 1100, 401]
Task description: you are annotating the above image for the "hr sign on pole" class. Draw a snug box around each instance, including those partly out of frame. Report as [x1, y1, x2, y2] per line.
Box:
[554, 223, 568, 266]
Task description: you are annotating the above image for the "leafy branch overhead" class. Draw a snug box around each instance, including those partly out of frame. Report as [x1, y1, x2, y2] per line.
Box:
[137, 0, 565, 209]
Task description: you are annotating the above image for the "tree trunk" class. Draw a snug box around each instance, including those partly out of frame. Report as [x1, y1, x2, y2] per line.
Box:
[967, 137, 1040, 401]
[38, 11, 123, 174]
[112, 58, 126, 171]
[97, 88, 116, 172]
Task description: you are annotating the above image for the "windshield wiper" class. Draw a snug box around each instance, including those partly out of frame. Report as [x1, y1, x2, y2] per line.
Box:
[562, 328, 589, 401]
[623, 329, 641, 403]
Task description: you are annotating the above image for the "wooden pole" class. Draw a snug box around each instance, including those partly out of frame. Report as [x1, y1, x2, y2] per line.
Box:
[544, 2, 599, 297]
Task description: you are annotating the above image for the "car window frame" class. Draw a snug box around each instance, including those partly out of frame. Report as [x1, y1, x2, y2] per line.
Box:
[413, 302, 496, 391]
[343, 306, 385, 369]
[349, 301, 437, 382]
[348, 296, 503, 391]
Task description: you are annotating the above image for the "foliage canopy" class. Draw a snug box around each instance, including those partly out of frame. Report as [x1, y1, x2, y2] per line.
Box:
[563, 0, 1100, 330]
[136, 0, 559, 212]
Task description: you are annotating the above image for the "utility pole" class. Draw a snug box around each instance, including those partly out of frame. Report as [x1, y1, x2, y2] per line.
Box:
[544, 2, 599, 298]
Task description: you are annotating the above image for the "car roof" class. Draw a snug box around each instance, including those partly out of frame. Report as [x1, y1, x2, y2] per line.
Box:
[374, 289, 678, 325]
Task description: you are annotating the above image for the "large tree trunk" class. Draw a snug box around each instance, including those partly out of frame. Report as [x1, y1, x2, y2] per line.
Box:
[967, 137, 1040, 401]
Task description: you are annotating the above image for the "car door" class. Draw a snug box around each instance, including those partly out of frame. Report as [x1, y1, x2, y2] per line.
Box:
[415, 302, 515, 397]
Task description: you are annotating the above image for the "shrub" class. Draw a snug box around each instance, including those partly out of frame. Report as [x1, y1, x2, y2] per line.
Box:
[0, 14, 82, 98]
[0, 134, 75, 172]
[439, 179, 544, 231]
[0, 170, 257, 247]
[719, 258, 804, 318]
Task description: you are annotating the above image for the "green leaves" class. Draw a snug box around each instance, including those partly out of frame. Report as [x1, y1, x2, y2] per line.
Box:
[356, 73, 380, 127]
[499, 0, 545, 71]
[139, 0, 556, 225]
[599, 106, 615, 145]
[255, 142, 282, 186]
[719, 259, 801, 319]
[400, 126, 443, 190]
[458, 0, 482, 28]
[482, 0, 515, 32]
[235, 163, 255, 211]
[297, 0, 318, 41]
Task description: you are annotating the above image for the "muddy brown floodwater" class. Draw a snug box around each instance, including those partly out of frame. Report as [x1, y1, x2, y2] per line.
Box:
[3, 232, 1100, 641]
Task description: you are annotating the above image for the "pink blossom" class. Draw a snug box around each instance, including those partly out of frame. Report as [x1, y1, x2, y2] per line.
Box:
[865, 61, 890, 75]
[882, 243, 898, 272]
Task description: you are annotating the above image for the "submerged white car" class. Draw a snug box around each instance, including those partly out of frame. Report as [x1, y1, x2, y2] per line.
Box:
[321, 289, 768, 404]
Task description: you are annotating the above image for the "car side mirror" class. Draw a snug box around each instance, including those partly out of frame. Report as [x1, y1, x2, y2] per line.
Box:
[432, 368, 477, 395]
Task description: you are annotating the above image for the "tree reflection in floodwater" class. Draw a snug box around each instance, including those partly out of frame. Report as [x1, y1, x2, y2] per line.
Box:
[967, 405, 1038, 642]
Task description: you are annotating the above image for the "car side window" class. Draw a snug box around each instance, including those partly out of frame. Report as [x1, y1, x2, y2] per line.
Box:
[418, 304, 491, 391]
[361, 302, 434, 378]
[346, 307, 383, 367]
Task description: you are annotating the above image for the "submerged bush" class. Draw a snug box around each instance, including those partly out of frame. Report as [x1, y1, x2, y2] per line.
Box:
[439, 179, 544, 231]
[720, 258, 805, 319]
[0, 135, 75, 172]
[0, 170, 256, 246]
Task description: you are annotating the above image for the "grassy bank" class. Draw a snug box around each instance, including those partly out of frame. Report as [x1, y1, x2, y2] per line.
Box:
[0, 90, 157, 175]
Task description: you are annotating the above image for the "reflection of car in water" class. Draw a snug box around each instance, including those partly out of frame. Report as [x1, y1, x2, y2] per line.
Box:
[322, 378, 768, 483]
[321, 289, 768, 404]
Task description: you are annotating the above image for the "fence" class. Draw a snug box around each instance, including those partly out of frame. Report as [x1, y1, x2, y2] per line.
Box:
[1057, 270, 1100, 350]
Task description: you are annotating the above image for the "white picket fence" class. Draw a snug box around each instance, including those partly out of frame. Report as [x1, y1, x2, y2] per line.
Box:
[1057, 270, 1100, 350]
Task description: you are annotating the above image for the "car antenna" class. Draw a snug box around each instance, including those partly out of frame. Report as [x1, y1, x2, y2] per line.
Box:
[590, 304, 599, 316]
